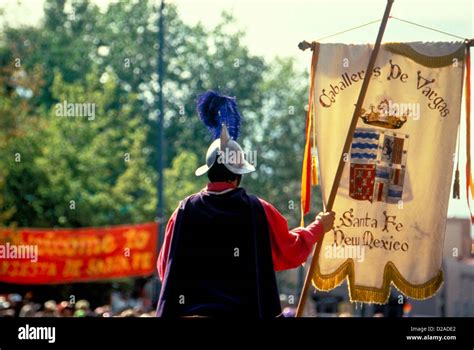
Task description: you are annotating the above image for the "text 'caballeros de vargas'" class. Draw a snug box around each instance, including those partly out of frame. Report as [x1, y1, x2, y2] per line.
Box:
[318, 60, 451, 118]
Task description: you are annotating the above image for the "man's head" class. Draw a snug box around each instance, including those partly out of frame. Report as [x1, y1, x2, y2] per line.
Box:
[207, 160, 242, 186]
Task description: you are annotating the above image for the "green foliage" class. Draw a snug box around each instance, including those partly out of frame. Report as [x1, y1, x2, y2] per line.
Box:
[164, 151, 205, 217]
[3, 69, 156, 227]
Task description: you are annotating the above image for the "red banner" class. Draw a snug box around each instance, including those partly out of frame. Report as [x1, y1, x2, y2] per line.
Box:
[0, 222, 158, 284]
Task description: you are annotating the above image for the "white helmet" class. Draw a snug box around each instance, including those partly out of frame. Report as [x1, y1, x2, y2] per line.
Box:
[195, 124, 255, 176]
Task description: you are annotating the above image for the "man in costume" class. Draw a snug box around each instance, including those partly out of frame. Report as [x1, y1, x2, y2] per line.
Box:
[156, 91, 335, 317]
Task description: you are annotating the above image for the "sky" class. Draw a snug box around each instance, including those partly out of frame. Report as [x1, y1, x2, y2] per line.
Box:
[0, 0, 473, 224]
[175, 0, 473, 67]
[1, 0, 472, 68]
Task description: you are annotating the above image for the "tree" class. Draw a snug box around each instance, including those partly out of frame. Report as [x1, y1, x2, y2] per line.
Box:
[0, 39, 44, 228]
[3, 67, 157, 227]
[164, 151, 205, 217]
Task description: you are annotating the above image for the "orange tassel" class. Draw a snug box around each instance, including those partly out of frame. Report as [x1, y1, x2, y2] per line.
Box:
[311, 155, 318, 186]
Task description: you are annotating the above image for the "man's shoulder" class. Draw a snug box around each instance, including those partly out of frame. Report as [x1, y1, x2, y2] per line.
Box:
[244, 194, 280, 214]
[174, 193, 201, 212]
[256, 197, 272, 207]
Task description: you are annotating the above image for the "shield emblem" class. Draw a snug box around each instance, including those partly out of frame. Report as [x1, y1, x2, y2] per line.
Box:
[350, 128, 409, 203]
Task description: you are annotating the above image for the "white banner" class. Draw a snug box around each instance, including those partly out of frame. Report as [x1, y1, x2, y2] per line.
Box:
[312, 42, 466, 303]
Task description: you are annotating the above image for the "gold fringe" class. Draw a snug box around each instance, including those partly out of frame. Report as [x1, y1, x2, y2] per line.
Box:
[311, 242, 444, 304]
[384, 42, 465, 68]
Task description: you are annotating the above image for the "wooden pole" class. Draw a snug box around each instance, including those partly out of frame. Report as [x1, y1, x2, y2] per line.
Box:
[295, 0, 395, 317]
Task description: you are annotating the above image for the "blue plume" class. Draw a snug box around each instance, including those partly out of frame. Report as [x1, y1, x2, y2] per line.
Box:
[196, 90, 241, 140]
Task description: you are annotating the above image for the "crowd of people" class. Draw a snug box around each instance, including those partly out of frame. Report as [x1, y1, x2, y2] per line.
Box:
[0, 292, 410, 317]
[0, 292, 156, 317]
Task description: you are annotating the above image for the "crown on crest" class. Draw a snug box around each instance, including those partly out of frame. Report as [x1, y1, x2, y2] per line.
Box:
[359, 99, 408, 129]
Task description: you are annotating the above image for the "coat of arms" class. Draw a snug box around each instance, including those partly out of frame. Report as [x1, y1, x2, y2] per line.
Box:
[349, 127, 409, 203]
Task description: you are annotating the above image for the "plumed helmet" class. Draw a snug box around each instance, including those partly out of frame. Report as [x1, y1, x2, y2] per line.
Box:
[195, 90, 255, 176]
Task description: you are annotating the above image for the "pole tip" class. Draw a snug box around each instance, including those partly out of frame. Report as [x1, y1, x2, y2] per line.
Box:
[298, 41, 315, 51]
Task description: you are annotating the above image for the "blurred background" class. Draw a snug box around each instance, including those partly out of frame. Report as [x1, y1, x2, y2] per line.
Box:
[0, 0, 472, 317]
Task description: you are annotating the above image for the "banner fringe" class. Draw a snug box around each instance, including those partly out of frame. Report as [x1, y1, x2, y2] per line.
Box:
[313, 257, 444, 304]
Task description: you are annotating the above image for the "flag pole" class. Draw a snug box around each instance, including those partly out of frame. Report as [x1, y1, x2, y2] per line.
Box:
[153, 0, 166, 307]
[295, 0, 395, 317]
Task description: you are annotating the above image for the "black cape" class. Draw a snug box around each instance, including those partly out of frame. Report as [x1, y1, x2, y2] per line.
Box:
[156, 187, 281, 318]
